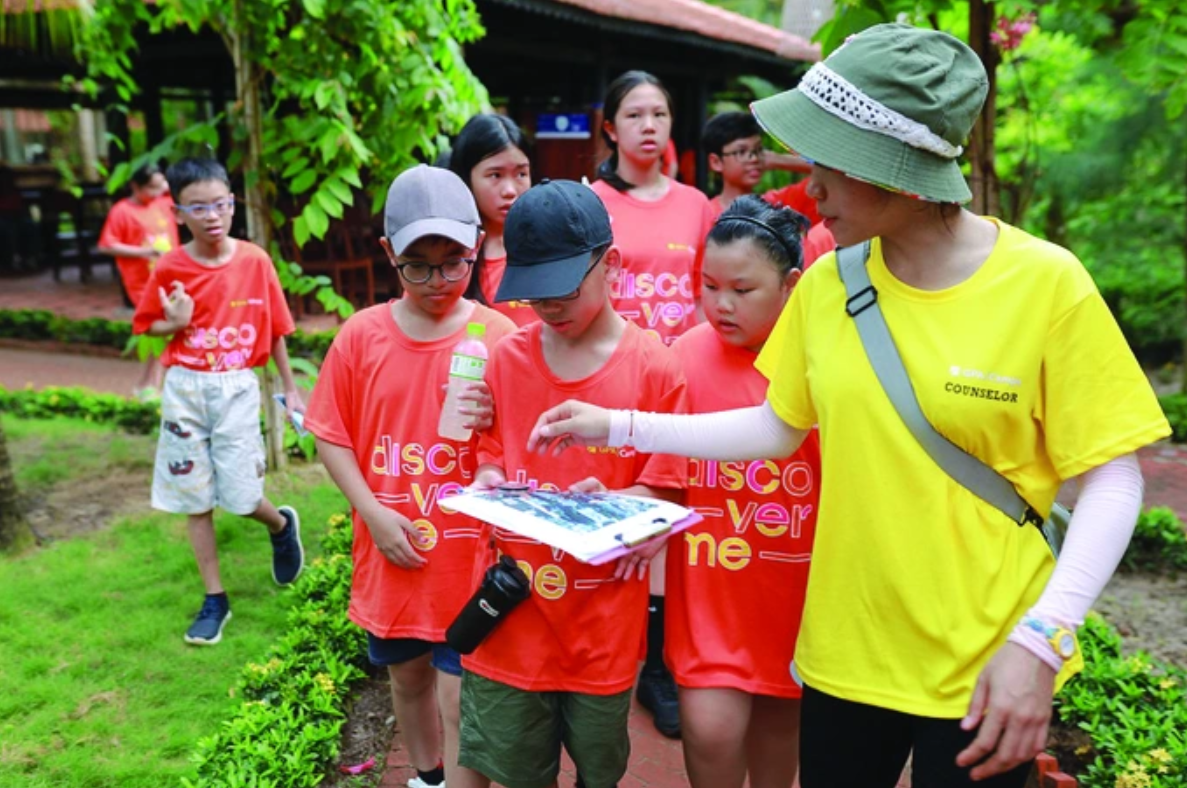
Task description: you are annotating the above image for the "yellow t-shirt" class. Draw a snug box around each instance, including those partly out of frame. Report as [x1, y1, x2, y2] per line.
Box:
[756, 219, 1171, 718]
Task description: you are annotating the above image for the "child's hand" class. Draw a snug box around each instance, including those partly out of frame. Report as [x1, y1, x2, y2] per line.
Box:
[158, 281, 194, 331]
[455, 381, 494, 432]
[613, 534, 668, 582]
[283, 387, 307, 417]
[471, 466, 508, 492]
[528, 400, 612, 455]
[363, 508, 429, 570]
[568, 477, 608, 494]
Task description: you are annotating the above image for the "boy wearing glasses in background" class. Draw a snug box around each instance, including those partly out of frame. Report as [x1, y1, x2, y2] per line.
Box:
[456, 180, 688, 788]
[703, 111, 821, 227]
[305, 165, 514, 788]
[132, 157, 305, 646]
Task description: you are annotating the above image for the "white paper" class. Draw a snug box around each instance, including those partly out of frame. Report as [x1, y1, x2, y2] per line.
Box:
[440, 488, 698, 564]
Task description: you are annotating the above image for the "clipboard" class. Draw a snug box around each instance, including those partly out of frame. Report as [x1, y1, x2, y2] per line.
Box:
[440, 487, 702, 565]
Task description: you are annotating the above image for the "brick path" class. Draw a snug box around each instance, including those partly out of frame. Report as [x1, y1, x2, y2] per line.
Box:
[3, 268, 1182, 788]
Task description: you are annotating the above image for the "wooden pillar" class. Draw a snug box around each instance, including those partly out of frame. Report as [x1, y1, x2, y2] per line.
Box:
[967, 0, 1000, 217]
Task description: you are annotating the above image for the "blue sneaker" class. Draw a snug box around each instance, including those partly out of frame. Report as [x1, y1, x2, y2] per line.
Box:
[184, 595, 232, 645]
[271, 506, 304, 585]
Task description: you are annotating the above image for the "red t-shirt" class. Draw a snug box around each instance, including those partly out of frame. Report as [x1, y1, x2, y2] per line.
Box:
[668, 323, 820, 697]
[132, 240, 295, 371]
[591, 179, 714, 346]
[480, 254, 539, 328]
[466, 321, 689, 694]
[802, 223, 835, 268]
[99, 196, 180, 304]
[708, 181, 822, 228]
[305, 302, 517, 640]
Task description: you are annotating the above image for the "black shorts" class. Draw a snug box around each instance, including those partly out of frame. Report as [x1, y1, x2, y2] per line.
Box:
[798, 684, 1035, 788]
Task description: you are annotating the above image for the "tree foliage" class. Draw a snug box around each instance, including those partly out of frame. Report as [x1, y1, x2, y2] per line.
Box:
[71, 0, 489, 316]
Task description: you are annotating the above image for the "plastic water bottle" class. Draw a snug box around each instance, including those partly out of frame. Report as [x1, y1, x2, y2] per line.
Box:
[438, 322, 488, 441]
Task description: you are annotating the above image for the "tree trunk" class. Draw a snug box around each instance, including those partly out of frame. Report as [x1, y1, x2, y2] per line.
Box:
[0, 418, 27, 550]
[231, 0, 285, 469]
[967, 0, 1001, 217]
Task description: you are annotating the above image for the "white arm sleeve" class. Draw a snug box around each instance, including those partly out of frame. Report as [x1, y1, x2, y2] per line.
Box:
[1007, 453, 1144, 669]
[607, 401, 806, 461]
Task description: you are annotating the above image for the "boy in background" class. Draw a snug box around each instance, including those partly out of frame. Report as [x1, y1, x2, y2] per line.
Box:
[132, 157, 305, 646]
[456, 180, 688, 788]
[98, 161, 179, 397]
[702, 111, 823, 227]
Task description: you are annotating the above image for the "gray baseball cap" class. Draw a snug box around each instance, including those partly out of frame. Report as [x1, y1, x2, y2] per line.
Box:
[383, 164, 481, 255]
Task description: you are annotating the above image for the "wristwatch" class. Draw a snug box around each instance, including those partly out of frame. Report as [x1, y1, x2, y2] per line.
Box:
[1021, 615, 1077, 661]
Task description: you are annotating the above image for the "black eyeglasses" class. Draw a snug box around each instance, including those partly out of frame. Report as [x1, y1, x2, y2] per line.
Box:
[518, 249, 607, 304]
[395, 257, 476, 284]
[721, 146, 765, 162]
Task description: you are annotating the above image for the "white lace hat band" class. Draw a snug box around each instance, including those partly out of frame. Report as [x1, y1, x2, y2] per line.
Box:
[797, 63, 963, 159]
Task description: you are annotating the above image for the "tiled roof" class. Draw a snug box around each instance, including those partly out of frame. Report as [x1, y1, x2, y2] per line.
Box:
[549, 0, 820, 62]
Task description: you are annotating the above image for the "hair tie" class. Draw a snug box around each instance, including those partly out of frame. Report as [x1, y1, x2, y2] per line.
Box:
[718, 215, 801, 270]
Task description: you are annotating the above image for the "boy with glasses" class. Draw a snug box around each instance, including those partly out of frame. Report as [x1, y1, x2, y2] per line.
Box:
[132, 157, 305, 646]
[703, 111, 822, 226]
[455, 180, 688, 788]
[305, 165, 515, 788]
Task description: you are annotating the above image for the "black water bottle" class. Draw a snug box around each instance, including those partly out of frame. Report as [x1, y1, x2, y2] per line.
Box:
[446, 555, 531, 654]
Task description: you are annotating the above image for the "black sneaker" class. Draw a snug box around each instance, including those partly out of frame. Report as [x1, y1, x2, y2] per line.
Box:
[271, 506, 305, 585]
[184, 595, 232, 645]
[636, 667, 681, 738]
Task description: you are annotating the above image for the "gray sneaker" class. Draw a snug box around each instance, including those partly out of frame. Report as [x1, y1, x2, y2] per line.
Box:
[271, 506, 305, 585]
[184, 595, 232, 645]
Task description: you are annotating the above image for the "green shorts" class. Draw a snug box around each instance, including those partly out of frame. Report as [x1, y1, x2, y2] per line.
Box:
[458, 671, 631, 788]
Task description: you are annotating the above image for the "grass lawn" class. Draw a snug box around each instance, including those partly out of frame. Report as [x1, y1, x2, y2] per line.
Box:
[0, 416, 349, 788]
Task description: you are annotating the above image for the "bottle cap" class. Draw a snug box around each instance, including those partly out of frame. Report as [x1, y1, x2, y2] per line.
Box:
[466, 322, 486, 337]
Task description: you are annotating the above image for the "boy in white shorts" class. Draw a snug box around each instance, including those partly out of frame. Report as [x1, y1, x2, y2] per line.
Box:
[132, 157, 306, 646]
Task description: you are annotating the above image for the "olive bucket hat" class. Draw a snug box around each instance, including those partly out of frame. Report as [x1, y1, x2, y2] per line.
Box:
[751, 23, 988, 203]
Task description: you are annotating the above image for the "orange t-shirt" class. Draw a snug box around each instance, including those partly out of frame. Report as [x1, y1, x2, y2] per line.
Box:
[591, 179, 714, 346]
[132, 240, 295, 371]
[99, 196, 180, 304]
[479, 254, 538, 328]
[708, 181, 822, 229]
[304, 302, 517, 640]
[465, 321, 690, 694]
[668, 323, 820, 697]
[802, 223, 835, 267]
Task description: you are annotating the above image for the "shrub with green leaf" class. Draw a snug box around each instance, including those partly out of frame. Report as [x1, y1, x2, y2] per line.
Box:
[0, 386, 159, 433]
[182, 513, 369, 788]
[1122, 507, 1187, 572]
[1057, 613, 1187, 788]
[1160, 394, 1187, 444]
[0, 308, 338, 365]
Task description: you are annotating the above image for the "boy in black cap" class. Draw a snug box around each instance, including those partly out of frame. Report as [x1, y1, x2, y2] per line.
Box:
[454, 180, 689, 788]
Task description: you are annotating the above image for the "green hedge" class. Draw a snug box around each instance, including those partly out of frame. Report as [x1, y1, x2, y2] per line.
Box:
[1057, 614, 1187, 788]
[182, 513, 370, 788]
[1160, 394, 1187, 444]
[0, 308, 337, 363]
[1123, 506, 1187, 572]
[0, 309, 131, 351]
[0, 386, 159, 433]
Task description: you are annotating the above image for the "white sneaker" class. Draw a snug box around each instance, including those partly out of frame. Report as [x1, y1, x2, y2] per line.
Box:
[407, 778, 444, 788]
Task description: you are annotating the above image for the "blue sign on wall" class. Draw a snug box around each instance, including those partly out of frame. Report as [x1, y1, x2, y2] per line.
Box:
[536, 113, 591, 139]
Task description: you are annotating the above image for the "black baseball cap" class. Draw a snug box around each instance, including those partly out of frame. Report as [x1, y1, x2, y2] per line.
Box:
[495, 179, 613, 302]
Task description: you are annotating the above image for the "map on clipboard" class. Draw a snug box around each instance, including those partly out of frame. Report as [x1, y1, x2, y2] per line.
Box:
[441, 487, 702, 565]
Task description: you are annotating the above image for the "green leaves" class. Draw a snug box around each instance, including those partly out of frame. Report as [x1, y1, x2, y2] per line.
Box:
[181, 513, 368, 787]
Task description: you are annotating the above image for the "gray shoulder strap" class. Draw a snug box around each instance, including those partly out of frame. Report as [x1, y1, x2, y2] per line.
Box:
[835, 242, 1036, 527]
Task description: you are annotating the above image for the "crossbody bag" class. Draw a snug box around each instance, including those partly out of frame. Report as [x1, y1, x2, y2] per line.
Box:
[835, 241, 1069, 557]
